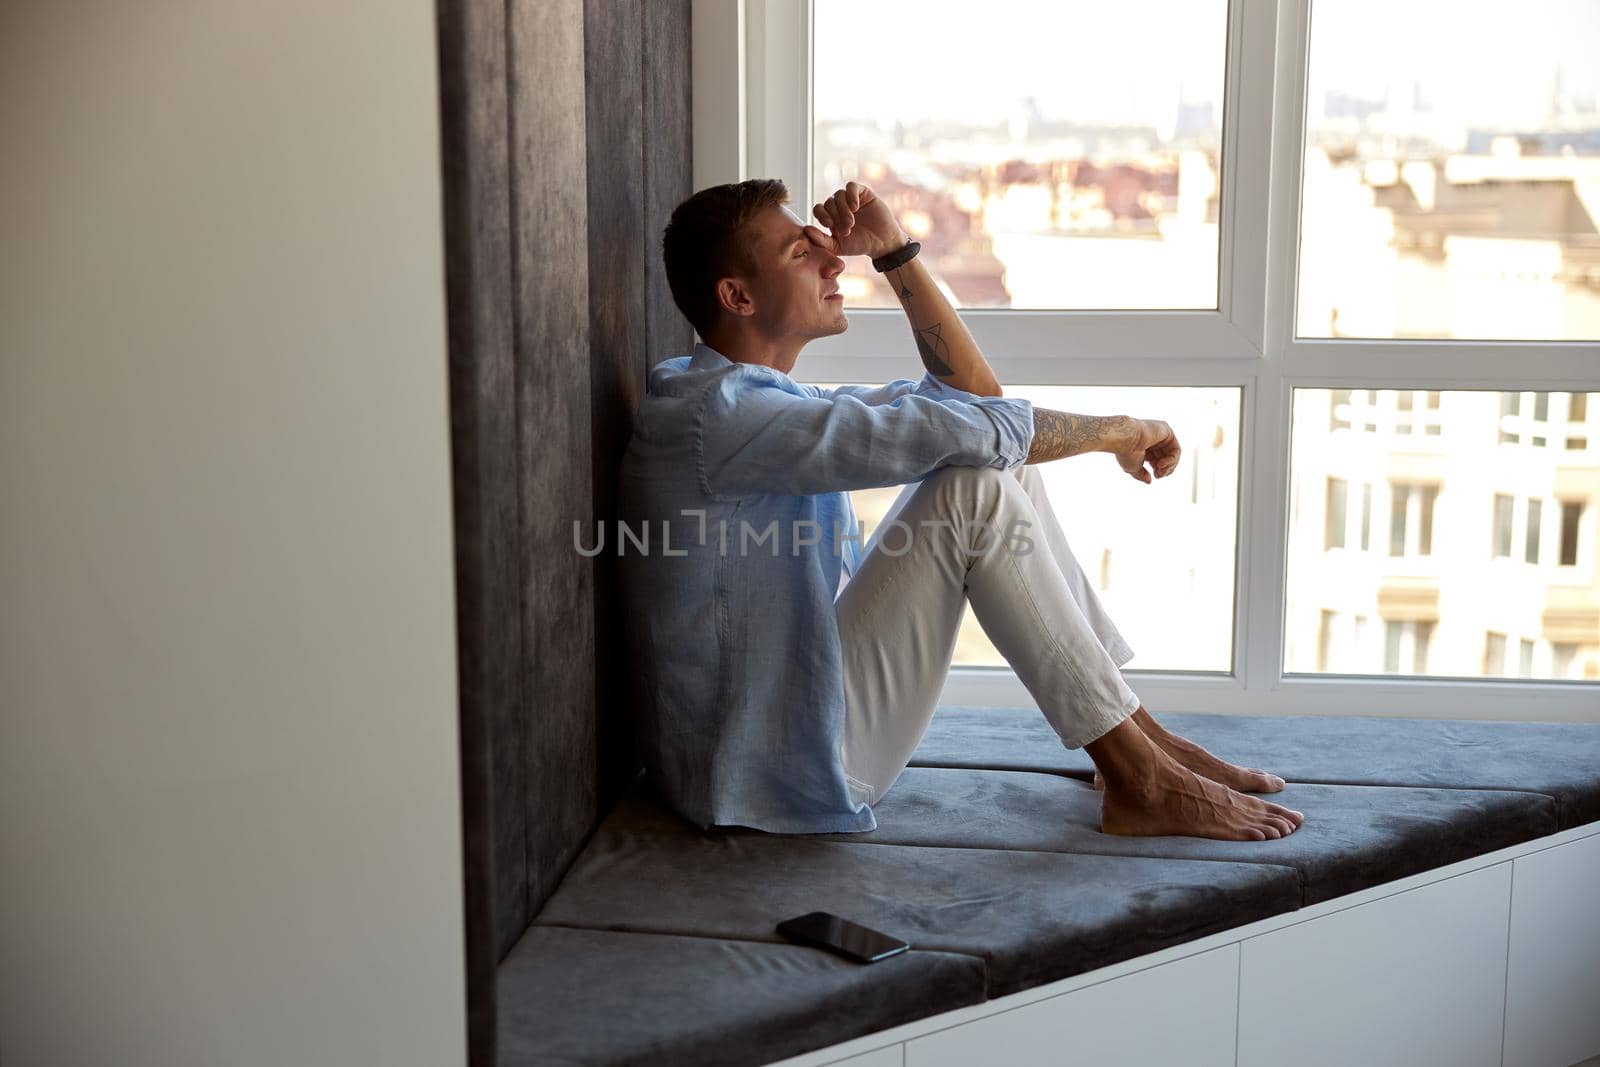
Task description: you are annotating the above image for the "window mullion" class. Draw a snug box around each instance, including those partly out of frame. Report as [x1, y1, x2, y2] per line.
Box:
[1241, 0, 1314, 693]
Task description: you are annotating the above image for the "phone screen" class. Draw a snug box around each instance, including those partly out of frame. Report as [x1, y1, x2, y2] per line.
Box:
[775, 911, 910, 963]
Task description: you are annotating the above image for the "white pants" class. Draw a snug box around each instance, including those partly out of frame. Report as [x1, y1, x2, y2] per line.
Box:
[836, 463, 1142, 807]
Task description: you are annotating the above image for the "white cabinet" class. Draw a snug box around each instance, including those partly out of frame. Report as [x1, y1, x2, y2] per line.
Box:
[905, 945, 1239, 1067]
[1503, 832, 1600, 1067]
[1237, 862, 1512, 1067]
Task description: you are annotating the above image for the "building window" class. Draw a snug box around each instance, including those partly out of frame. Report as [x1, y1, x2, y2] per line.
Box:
[1384, 620, 1403, 673]
[1559, 500, 1584, 567]
[1326, 477, 1347, 550]
[1552, 642, 1580, 679]
[1387, 483, 1437, 557]
[1389, 484, 1407, 556]
[1493, 494, 1514, 558]
[784, 1, 1600, 703]
[1568, 392, 1589, 450]
[1519, 638, 1536, 678]
[1383, 619, 1436, 674]
[1415, 621, 1435, 673]
[1484, 632, 1507, 676]
[1360, 482, 1372, 551]
[1419, 485, 1437, 555]
[1318, 609, 1336, 671]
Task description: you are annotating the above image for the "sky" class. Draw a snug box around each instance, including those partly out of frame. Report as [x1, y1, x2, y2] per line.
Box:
[814, 0, 1600, 133]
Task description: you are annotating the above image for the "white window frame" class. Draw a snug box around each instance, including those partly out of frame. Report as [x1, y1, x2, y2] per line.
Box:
[692, 0, 1600, 721]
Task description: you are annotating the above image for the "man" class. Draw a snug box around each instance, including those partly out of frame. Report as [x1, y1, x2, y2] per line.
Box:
[618, 177, 1304, 841]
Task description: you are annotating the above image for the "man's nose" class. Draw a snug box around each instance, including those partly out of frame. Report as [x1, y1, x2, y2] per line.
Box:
[821, 253, 844, 278]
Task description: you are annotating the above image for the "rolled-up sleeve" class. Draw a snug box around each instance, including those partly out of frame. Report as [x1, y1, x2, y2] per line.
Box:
[699, 369, 1034, 500]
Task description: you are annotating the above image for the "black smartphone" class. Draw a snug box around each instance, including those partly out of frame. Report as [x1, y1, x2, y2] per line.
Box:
[775, 911, 910, 964]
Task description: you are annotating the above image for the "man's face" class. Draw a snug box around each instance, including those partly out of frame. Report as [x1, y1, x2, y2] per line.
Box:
[731, 204, 848, 342]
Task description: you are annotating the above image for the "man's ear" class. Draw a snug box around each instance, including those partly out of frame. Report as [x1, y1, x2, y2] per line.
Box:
[715, 276, 756, 318]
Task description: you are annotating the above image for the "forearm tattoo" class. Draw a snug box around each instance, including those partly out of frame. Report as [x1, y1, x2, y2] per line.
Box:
[1027, 408, 1128, 465]
[889, 266, 955, 377]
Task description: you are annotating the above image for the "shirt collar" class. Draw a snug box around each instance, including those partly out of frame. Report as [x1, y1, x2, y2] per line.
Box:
[691, 342, 734, 370]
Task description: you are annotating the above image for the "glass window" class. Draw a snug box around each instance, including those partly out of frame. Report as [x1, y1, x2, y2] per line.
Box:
[1326, 477, 1348, 549]
[1414, 620, 1435, 673]
[813, 0, 1228, 310]
[1288, 389, 1600, 679]
[1559, 500, 1584, 566]
[1360, 482, 1373, 550]
[1389, 484, 1408, 556]
[1419, 485, 1437, 555]
[1298, 0, 1600, 341]
[1552, 642, 1580, 678]
[1519, 638, 1537, 678]
[832, 385, 1241, 672]
[1493, 494, 1515, 557]
[1484, 632, 1507, 676]
[1383, 620, 1403, 673]
[1534, 391, 1551, 421]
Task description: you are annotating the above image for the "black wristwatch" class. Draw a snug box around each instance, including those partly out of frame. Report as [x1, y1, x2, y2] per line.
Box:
[871, 239, 921, 273]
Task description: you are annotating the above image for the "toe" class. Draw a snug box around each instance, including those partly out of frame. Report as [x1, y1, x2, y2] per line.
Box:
[1252, 770, 1286, 793]
[1263, 799, 1303, 824]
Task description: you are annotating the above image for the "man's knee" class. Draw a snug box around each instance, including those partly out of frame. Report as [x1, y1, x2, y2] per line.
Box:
[918, 464, 1029, 525]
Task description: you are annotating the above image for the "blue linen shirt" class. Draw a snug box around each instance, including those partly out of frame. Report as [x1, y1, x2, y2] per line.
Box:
[617, 342, 1035, 833]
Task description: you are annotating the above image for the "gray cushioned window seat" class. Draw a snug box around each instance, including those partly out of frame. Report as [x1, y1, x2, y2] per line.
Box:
[498, 711, 1600, 1066]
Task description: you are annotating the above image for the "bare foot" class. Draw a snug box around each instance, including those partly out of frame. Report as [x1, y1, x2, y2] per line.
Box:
[1101, 759, 1305, 841]
[1092, 708, 1285, 795]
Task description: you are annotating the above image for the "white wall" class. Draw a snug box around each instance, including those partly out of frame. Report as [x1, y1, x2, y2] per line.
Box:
[0, 2, 466, 1064]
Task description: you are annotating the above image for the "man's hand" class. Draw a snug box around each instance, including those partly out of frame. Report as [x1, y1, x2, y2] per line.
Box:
[1114, 419, 1182, 484]
[808, 181, 909, 259]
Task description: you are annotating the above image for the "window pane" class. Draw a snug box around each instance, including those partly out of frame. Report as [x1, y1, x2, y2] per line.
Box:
[1360, 482, 1373, 549]
[1419, 485, 1438, 555]
[812, 0, 1228, 310]
[1493, 494, 1514, 557]
[1484, 632, 1506, 676]
[1560, 500, 1584, 565]
[828, 385, 1240, 672]
[1287, 389, 1600, 681]
[1414, 620, 1435, 672]
[1383, 619, 1403, 672]
[1297, 0, 1600, 340]
[1326, 477, 1347, 549]
[1389, 483, 1407, 555]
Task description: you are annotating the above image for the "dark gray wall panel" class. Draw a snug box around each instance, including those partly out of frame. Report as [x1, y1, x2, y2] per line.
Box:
[505, 0, 598, 928]
[583, 0, 646, 818]
[643, 0, 695, 368]
[434, 0, 519, 1061]
[439, 0, 693, 1061]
